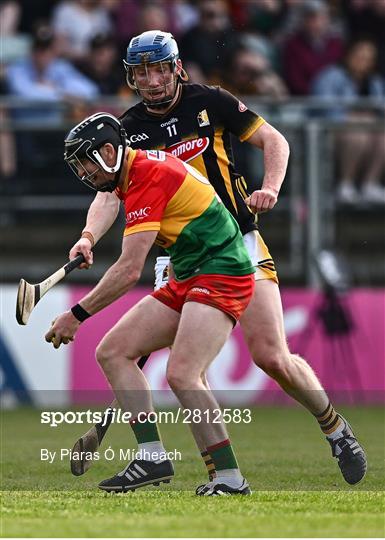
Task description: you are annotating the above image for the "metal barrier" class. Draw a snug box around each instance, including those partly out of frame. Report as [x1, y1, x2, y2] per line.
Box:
[1, 97, 384, 285]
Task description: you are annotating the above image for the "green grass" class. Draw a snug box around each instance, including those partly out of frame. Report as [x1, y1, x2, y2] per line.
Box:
[1, 406, 384, 537]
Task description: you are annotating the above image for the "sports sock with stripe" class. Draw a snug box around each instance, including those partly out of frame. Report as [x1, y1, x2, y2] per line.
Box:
[206, 439, 243, 488]
[201, 450, 216, 480]
[314, 402, 344, 438]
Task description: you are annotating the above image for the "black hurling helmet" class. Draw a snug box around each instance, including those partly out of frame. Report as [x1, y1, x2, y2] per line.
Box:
[123, 30, 187, 108]
[64, 113, 127, 192]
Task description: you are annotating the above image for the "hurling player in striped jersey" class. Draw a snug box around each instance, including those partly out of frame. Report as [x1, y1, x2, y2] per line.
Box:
[48, 112, 256, 495]
[68, 31, 367, 490]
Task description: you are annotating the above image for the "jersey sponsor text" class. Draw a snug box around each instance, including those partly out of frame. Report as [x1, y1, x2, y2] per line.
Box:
[165, 137, 209, 162]
[160, 117, 179, 127]
[126, 206, 151, 224]
[190, 287, 210, 295]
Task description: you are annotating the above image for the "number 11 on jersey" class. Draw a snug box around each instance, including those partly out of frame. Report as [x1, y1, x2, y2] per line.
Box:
[166, 124, 177, 137]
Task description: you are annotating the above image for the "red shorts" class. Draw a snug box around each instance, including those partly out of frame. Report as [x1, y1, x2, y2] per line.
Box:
[152, 273, 255, 325]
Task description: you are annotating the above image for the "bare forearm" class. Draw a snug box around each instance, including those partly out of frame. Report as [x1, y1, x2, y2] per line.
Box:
[79, 258, 139, 315]
[48, 232, 156, 349]
[261, 132, 290, 194]
[83, 192, 120, 244]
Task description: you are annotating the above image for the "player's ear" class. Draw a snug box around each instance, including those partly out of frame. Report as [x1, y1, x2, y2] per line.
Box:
[176, 59, 188, 82]
[100, 143, 115, 165]
[175, 59, 183, 74]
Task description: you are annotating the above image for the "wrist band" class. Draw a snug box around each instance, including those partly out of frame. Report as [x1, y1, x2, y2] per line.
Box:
[71, 303, 91, 322]
[81, 231, 95, 248]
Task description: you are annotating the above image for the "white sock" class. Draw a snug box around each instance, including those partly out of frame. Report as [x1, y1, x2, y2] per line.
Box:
[136, 441, 166, 462]
[214, 468, 244, 488]
[326, 418, 346, 441]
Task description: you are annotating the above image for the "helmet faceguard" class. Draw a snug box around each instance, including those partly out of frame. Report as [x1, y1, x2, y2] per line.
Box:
[123, 30, 188, 109]
[64, 113, 127, 192]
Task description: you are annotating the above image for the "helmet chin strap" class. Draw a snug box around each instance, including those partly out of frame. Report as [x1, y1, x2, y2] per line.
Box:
[91, 145, 125, 192]
[92, 145, 124, 173]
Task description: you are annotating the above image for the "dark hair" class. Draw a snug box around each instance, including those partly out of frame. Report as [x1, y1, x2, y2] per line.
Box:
[32, 25, 55, 51]
[345, 37, 377, 55]
[343, 38, 378, 74]
[90, 33, 116, 51]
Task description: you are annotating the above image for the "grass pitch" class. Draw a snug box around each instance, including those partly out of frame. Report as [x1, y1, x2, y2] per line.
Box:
[1, 406, 384, 537]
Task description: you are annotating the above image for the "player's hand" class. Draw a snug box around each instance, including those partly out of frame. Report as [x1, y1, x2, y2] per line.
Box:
[69, 238, 93, 269]
[45, 311, 80, 349]
[245, 187, 278, 214]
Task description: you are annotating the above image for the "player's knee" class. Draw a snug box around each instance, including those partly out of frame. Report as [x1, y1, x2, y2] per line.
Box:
[263, 356, 290, 380]
[166, 363, 196, 391]
[166, 366, 183, 391]
[251, 341, 291, 379]
[95, 339, 111, 369]
[95, 335, 124, 369]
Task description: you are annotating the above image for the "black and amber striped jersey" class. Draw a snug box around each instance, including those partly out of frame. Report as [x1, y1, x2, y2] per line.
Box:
[120, 84, 265, 235]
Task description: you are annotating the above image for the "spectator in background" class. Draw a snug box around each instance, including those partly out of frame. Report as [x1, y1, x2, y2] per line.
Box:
[18, 0, 58, 34]
[0, 0, 30, 63]
[5, 25, 99, 176]
[220, 43, 288, 185]
[180, 0, 238, 84]
[0, 0, 27, 181]
[312, 39, 385, 204]
[135, 3, 170, 34]
[52, 0, 112, 61]
[222, 45, 288, 99]
[278, 0, 313, 39]
[235, 0, 285, 38]
[230, 0, 303, 37]
[109, 1, 182, 57]
[342, 0, 385, 77]
[6, 24, 99, 124]
[282, 0, 344, 95]
[172, 0, 199, 37]
[0, 70, 17, 181]
[77, 33, 126, 97]
[107, 0, 141, 55]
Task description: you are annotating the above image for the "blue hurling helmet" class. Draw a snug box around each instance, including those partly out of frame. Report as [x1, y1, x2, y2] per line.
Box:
[123, 30, 187, 107]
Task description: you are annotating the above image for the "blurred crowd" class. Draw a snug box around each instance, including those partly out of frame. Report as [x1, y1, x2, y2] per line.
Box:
[1, 0, 384, 203]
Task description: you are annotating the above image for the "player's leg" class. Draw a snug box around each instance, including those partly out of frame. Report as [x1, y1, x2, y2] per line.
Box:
[166, 299, 251, 496]
[241, 280, 366, 484]
[241, 279, 330, 410]
[240, 233, 367, 484]
[198, 372, 217, 480]
[96, 295, 178, 415]
[167, 302, 233, 444]
[155, 255, 217, 479]
[96, 295, 180, 492]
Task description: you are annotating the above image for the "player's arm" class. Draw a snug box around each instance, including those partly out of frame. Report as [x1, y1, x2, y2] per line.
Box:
[69, 191, 121, 268]
[76, 230, 157, 313]
[45, 230, 158, 348]
[244, 122, 290, 213]
[214, 87, 290, 214]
